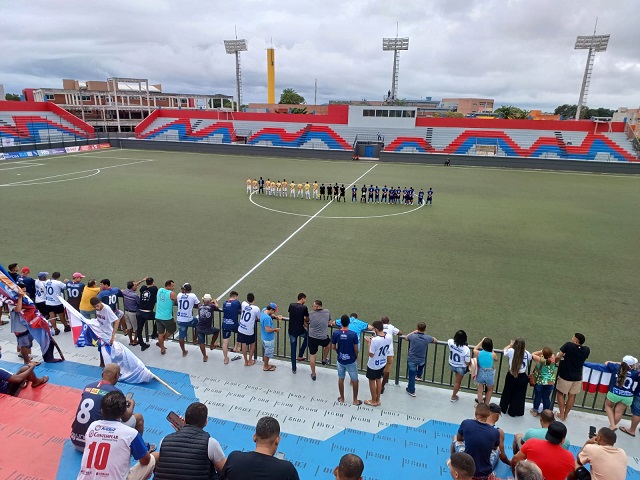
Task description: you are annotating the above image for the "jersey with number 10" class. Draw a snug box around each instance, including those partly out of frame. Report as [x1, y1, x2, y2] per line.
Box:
[367, 334, 392, 370]
[78, 420, 147, 479]
[239, 301, 260, 336]
[176, 292, 199, 323]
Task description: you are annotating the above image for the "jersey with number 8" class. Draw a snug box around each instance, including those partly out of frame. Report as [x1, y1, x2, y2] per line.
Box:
[70, 381, 120, 450]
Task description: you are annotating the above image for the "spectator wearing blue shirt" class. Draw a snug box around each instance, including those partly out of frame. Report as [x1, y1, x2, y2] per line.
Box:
[17, 266, 36, 300]
[222, 291, 242, 364]
[405, 322, 437, 397]
[98, 278, 125, 332]
[260, 303, 281, 372]
[331, 315, 361, 405]
[332, 313, 372, 344]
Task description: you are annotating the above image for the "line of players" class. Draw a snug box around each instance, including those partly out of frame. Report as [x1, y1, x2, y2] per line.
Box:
[246, 177, 433, 205]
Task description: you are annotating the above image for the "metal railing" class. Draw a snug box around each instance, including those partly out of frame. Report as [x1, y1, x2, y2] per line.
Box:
[155, 314, 619, 417]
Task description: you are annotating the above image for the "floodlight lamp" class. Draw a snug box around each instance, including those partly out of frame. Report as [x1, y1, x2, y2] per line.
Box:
[574, 35, 610, 52]
[382, 37, 409, 51]
[224, 39, 248, 53]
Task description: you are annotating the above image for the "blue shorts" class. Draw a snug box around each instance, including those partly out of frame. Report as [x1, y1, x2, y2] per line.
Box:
[222, 322, 239, 339]
[451, 365, 468, 376]
[337, 361, 358, 381]
[16, 332, 34, 348]
[262, 339, 275, 358]
[476, 367, 495, 386]
[631, 395, 640, 417]
[177, 318, 198, 340]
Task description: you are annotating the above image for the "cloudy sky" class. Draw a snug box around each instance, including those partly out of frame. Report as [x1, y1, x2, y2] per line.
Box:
[2, 0, 638, 111]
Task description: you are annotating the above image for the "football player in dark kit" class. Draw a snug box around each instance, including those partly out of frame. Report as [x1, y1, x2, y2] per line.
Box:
[351, 185, 358, 202]
[381, 185, 388, 203]
[361, 185, 367, 203]
[319, 183, 326, 200]
[327, 183, 333, 199]
[367, 185, 374, 203]
[339, 184, 346, 202]
[374, 186, 380, 203]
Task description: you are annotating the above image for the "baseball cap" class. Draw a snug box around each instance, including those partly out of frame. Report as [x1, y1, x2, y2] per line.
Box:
[267, 302, 278, 311]
[623, 355, 638, 367]
[489, 403, 501, 415]
[202, 294, 213, 301]
[21, 266, 30, 274]
[38, 272, 49, 279]
[545, 421, 567, 445]
[73, 272, 85, 279]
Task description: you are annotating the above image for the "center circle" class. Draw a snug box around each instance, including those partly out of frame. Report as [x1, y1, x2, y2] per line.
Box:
[249, 193, 425, 219]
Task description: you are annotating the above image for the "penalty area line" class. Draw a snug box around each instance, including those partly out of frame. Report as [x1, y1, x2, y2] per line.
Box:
[217, 163, 378, 299]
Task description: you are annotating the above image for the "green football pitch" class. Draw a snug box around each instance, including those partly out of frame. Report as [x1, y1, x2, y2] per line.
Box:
[2, 148, 639, 362]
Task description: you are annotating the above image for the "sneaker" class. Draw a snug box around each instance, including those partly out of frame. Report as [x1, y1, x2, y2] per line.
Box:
[64, 325, 71, 332]
[450, 396, 459, 402]
[322, 359, 330, 366]
[405, 388, 416, 397]
[292, 368, 297, 374]
[141, 343, 150, 352]
[311, 374, 316, 381]
[54, 328, 61, 336]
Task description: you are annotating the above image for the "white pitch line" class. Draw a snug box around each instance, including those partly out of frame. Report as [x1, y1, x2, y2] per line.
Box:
[0, 162, 43, 171]
[217, 164, 378, 299]
[0, 159, 153, 187]
[250, 195, 425, 219]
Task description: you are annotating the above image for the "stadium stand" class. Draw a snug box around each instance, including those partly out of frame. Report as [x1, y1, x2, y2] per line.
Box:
[0, 101, 94, 145]
[134, 105, 638, 162]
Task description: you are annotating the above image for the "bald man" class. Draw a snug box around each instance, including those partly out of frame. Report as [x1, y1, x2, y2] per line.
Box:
[70, 363, 144, 451]
[334, 454, 364, 480]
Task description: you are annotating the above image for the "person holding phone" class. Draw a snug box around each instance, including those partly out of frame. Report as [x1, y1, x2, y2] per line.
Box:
[154, 402, 226, 480]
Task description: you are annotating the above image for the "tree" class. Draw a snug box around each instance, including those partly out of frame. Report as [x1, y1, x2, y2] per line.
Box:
[5, 93, 20, 101]
[494, 105, 529, 119]
[553, 104, 614, 119]
[279, 88, 305, 105]
[444, 111, 465, 118]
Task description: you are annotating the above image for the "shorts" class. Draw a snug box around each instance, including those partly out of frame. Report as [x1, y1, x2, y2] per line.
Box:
[157, 319, 176, 336]
[606, 392, 633, 406]
[16, 332, 34, 348]
[124, 311, 137, 330]
[177, 318, 198, 340]
[631, 395, 640, 417]
[452, 438, 465, 453]
[114, 308, 124, 320]
[556, 377, 582, 395]
[366, 366, 384, 380]
[308, 336, 330, 355]
[337, 362, 358, 381]
[476, 367, 495, 386]
[123, 415, 136, 428]
[384, 355, 394, 374]
[262, 339, 275, 358]
[222, 320, 239, 339]
[35, 302, 48, 316]
[450, 365, 468, 376]
[197, 327, 220, 345]
[222, 327, 238, 340]
[237, 332, 255, 345]
[47, 304, 64, 315]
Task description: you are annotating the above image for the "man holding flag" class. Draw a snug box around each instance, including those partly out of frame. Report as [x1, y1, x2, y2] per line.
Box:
[0, 265, 64, 363]
[90, 296, 119, 367]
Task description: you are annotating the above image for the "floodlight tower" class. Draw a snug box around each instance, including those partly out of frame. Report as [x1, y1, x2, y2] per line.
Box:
[382, 34, 409, 103]
[574, 21, 609, 120]
[224, 38, 248, 111]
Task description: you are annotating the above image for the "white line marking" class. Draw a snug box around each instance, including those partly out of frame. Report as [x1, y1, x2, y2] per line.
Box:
[0, 159, 153, 187]
[250, 196, 425, 219]
[217, 164, 378, 299]
[0, 162, 43, 171]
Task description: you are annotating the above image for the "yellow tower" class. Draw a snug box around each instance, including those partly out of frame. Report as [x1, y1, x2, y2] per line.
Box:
[267, 48, 275, 104]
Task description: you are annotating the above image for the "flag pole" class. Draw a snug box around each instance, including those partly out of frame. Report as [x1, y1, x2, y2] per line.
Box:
[153, 374, 181, 396]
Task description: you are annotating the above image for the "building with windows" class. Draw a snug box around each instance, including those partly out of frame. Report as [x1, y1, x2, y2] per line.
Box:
[441, 97, 494, 115]
[22, 77, 232, 132]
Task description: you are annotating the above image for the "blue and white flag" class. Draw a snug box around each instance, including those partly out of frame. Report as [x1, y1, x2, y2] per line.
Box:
[60, 296, 154, 384]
